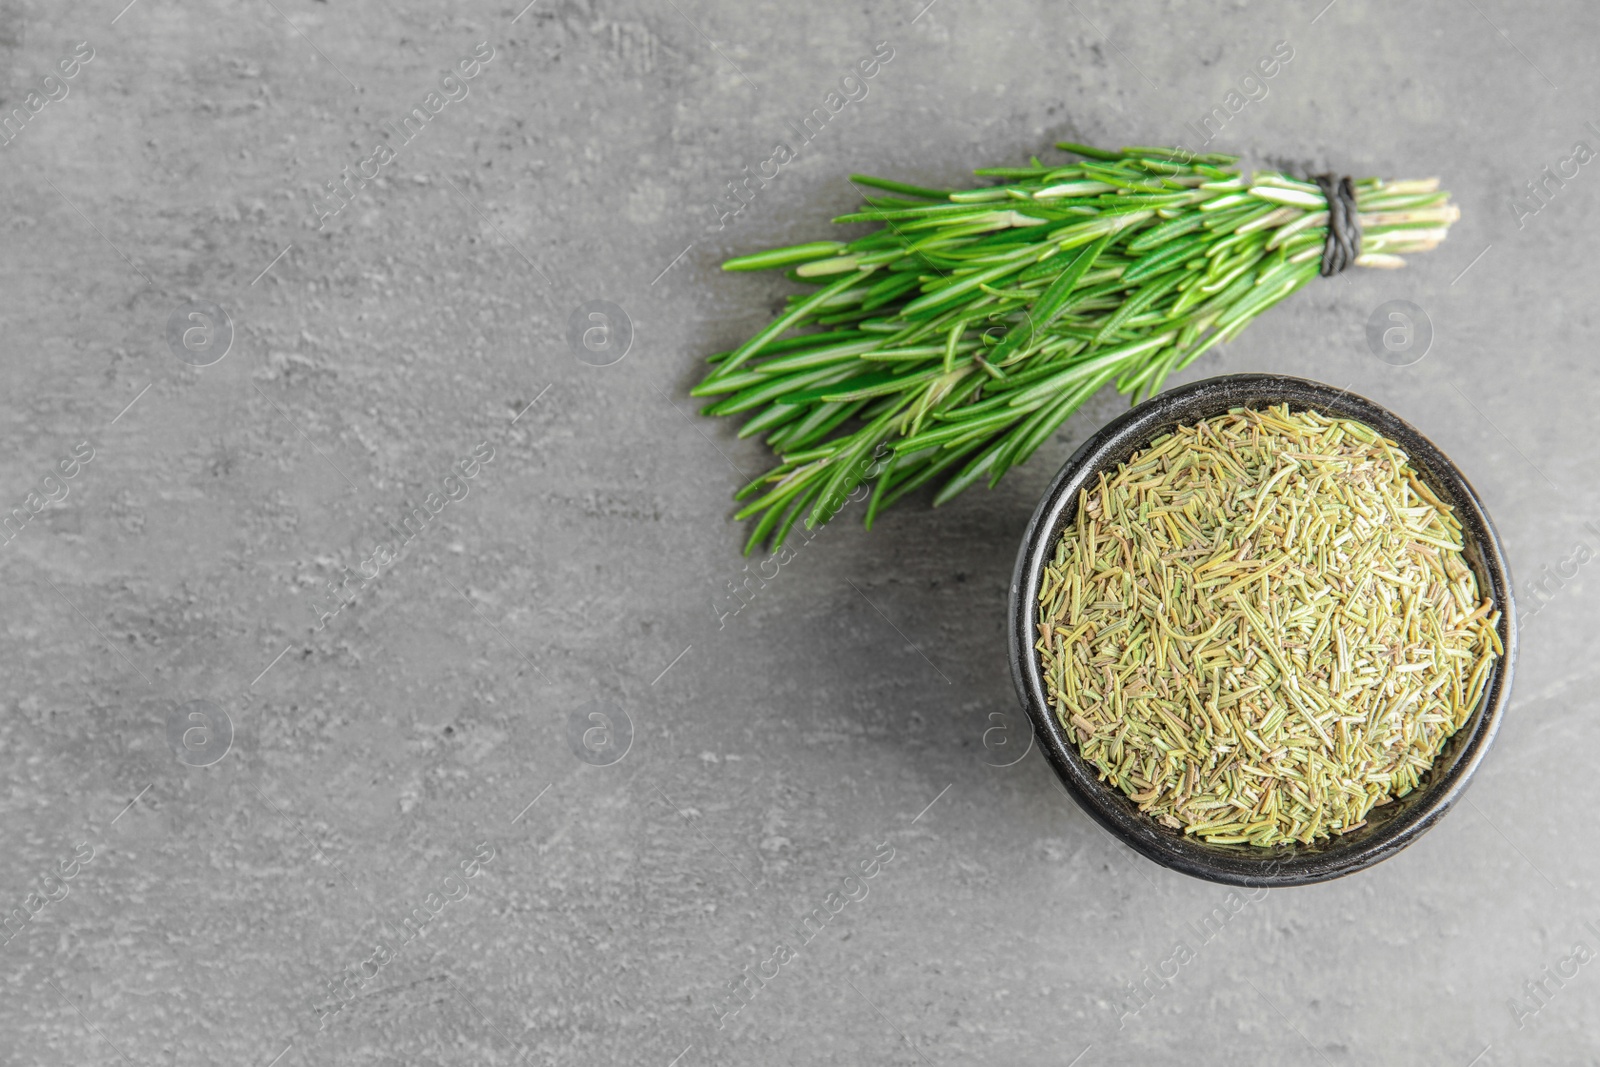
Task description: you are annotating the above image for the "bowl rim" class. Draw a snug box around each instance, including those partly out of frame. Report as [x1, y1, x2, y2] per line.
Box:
[1008, 373, 1518, 887]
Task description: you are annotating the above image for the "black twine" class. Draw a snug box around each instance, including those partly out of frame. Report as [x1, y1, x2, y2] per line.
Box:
[1312, 174, 1360, 277]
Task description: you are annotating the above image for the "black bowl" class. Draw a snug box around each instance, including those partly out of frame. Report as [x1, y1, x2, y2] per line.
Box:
[1008, 374, 1517, 887]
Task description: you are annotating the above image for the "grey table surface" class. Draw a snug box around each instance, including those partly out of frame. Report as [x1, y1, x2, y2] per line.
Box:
[2, 0, 1596, 1064]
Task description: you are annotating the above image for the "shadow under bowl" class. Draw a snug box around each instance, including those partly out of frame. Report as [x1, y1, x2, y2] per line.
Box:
[1008, 374, 1517, 887]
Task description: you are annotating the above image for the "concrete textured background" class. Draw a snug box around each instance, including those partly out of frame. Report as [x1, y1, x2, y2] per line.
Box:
[1, 0, 1596, 1063]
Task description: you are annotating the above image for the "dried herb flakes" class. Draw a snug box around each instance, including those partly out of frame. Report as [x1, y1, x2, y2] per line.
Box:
[1037, 405, 1501, 847]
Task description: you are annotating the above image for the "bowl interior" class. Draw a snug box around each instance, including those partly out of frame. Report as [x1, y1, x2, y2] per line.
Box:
[1009, 374, 1517, 886]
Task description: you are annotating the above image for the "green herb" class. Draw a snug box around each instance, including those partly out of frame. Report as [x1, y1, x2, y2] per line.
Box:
[697, 143, 1458, 552]
[1035, 405, 1500, 847]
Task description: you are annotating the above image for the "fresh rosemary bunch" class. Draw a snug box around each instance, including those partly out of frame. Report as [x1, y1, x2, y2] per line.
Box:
[695, 142, 1458, 552]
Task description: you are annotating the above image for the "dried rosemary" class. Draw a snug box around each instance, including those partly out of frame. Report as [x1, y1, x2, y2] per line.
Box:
[1036, 405, 1502, 847]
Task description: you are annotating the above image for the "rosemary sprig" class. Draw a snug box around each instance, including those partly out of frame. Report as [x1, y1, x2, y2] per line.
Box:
[697, 143, 1458, 552]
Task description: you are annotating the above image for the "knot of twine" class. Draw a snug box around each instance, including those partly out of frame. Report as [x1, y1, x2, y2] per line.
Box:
[1313, 174, 1361, 277]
